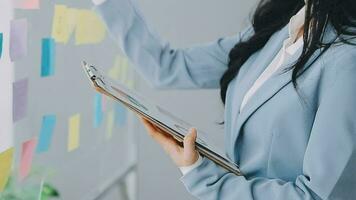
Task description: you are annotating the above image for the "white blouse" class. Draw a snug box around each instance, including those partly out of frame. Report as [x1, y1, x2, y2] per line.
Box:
[240, 6, 305, 111]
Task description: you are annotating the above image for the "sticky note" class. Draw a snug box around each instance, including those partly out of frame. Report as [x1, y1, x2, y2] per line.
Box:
[10, 18, 28, 61]
[75, 10, 106, 45]
[115, 103, 127, 126]
[108, 56, 121, 80]
[101, 95, 107, 112]
[68, 114, 80, 152]
[0, 147, 14, 192]
[52, 6, 105, 45]
[108, 56, 131, 85]
[13, 78, 29, 122]
[127, 79, 135, 89]
[51, 5, 77, 44]
[0, 33, 3, 59]
[41, 38, 55, 77]
[106, 110, 115, 139]
[14, 0, 39, 9]
[94, 93, 103, 128]
[108, 65, 120, 80]
[37, 115, 56, 153]
[19, 139, 37, 180]
[120, 57, 129, 82]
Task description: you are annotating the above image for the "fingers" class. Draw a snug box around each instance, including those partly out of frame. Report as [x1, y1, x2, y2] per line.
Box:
[140, 117, 182, 154]
[140, 116, 199, 166]
[182, 128, 199, 166]
[184, 128, 197, 153]
[140, 117, 157, 137]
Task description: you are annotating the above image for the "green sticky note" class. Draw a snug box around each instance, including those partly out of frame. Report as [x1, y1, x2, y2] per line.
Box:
[106, 110, 115, 139]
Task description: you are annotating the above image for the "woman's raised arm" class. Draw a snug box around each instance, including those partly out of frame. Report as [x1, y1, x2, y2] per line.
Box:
[94, 0, 253, 89]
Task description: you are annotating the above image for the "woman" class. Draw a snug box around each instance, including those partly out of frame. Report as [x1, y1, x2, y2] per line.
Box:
[93, 0, 356, 199]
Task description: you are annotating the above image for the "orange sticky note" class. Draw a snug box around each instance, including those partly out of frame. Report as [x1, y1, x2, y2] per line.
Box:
[0, 147, 14, 192]
[19, 138, 37, 180]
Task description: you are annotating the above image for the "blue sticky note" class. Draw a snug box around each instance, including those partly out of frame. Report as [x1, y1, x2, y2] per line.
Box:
[0, 33, 3, 59]
[41, 38, 55, 77]
[115, 103, 127, 126]
[37, 115, 56, 153]
[94, 93, 103, 128]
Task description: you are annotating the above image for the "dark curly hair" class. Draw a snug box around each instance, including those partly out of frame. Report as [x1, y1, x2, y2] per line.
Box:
[220, 0, 356, 104]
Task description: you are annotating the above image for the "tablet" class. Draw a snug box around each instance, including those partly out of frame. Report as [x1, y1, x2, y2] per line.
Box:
[82, 61, 242, 176]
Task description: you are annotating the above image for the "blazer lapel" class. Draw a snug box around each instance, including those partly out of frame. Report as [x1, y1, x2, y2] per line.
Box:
[228, 26, 289, 160]
[231, 41, 323, 163]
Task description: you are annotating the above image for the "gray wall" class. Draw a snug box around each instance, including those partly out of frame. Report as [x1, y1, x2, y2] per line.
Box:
[135, 0, 258, 199]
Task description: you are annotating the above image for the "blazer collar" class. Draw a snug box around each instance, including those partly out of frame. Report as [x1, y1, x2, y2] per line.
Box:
[230, 24, 324, 163]
[228, 25, 289, 161]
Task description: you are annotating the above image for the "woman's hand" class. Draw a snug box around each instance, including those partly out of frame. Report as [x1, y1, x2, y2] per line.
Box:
[140, 117, 199, 167]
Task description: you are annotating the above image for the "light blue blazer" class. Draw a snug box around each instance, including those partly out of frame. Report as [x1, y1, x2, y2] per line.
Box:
[95, 0, 356, 199]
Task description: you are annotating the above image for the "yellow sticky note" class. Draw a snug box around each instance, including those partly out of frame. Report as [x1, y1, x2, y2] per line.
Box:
[51, 5, 76, 43]
[108, 56, 131, 82]
[119, 57, 129, 83]
[108, 66, 120, 80]
[67, 8, 79, 35]
[127, 79, 136, 89]
[75, 10, 106, 45]
[68, 114, 80, 152]
[106, 110, 115, 139]
[108, 56, 121, 80]
[0, 147, 14, 192]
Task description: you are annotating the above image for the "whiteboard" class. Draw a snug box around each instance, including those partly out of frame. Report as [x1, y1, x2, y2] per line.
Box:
[10, 0, 138, 199]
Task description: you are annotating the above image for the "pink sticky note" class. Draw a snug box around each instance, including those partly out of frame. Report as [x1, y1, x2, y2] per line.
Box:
[19, 138, 37, 180]
[14, 0, 39, 9]
[10, 18, 28, 61]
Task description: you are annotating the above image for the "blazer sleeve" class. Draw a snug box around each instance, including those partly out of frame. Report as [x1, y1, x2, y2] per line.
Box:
[180, 50, 356, 199]
[94, 0, 253, 89]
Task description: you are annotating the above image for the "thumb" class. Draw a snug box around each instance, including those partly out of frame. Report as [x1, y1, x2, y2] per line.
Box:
[183, 128, 197, 157]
